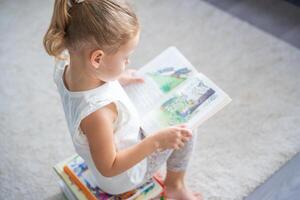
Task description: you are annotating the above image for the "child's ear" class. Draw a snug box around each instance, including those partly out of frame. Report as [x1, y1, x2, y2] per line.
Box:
[90, 49, 104, 69]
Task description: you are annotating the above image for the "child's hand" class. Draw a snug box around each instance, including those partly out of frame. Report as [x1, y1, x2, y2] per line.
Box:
[152, 124, 193, 151]
[118, 68, 144, 86]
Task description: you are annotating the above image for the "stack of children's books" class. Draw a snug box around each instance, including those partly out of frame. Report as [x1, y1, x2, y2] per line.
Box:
[54, 154, 165, 200]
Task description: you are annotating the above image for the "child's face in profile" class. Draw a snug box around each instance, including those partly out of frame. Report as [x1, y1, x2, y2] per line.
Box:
[95, 31, 140, 82]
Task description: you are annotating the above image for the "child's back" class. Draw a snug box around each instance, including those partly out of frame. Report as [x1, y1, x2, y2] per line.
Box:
[44, 0, 202, 199]
[53, 54, 147, 194]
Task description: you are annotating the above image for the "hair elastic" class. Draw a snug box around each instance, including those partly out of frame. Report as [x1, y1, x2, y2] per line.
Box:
[68, 0, 85, 8]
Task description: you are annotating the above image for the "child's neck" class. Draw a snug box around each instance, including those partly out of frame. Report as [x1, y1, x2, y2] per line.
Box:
[65, 55, 105, 92]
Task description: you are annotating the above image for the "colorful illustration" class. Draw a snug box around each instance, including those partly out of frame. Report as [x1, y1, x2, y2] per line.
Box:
[158, 78, 217, 126]
[147, 66, 192, 93]
[68, 156, 116, 199]
[67, 156, 158, 200]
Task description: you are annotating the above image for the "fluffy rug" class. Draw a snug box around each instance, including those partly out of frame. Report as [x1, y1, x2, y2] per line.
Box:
[0, 0, 299, 199]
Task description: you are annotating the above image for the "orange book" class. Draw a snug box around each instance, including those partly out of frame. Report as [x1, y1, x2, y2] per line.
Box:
[63, 165, 97, 200]
[153, 175, 166, 200]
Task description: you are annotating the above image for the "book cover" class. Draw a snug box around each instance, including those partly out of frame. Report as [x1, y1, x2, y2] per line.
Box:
[124, 46, 232, 135]
[59, 180, 77, 200]
[54, 154, 164, 200]
[54, 154, 89, 200]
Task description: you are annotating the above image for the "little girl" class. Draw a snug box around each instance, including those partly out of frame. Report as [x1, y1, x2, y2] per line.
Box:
[44, 0, 202, 199]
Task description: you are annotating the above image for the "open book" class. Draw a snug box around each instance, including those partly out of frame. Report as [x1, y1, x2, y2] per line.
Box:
[124, 46, 232, 136]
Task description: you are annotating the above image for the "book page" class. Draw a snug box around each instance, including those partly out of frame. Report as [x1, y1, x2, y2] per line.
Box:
[124, 46, 198, 116]
[141, 73, 232, 135]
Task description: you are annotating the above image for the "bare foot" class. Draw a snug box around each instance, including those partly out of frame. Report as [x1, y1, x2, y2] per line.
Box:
[164, 185, 203, 200]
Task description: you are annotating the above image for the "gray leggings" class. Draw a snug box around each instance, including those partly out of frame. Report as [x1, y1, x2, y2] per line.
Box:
[139, 127, 196, 182]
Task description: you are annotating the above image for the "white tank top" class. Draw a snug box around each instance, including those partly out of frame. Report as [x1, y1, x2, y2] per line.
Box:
[53, 54, 147, 194]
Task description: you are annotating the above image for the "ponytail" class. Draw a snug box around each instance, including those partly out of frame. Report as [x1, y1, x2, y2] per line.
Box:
[43, 0, 70, 60]
[44, 0, 140, 60]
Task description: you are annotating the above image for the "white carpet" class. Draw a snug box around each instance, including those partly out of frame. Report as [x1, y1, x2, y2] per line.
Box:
[0, 0, 300, 200]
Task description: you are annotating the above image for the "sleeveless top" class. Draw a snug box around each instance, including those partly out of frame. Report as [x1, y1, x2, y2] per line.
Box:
[53, 54, 147, 194]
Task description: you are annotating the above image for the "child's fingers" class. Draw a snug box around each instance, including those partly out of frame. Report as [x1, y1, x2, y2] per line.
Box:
[173, 142, 184, 150]
[135, 77, 145, 82]
[181, 136, 190, 143]
[177, 141, 185, 148]
[177, 124, 192, 131]
[177, 127, 193, 137]
[182, 131, 192, 137]
[129, 77, 144, 84]
[171, 124, 192, 137]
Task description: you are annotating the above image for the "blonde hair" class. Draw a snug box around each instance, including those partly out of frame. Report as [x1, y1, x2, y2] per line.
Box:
[43, 0, 139, 60]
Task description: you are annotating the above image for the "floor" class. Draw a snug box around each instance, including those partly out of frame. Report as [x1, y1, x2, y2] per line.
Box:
[1, 0, 300, 199]
[203, 0, 300, 49]
[202, 1, 300, 199]
[246, 153, 300, 200]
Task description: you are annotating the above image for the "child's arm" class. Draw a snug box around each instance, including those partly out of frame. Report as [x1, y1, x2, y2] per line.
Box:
[80, 103, 192, 177]
[80, 102, 157, 177]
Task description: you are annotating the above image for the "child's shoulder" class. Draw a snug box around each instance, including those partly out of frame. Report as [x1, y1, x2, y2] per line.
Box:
[80, 102, 118, 134]
[85, 101, 118, 123]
